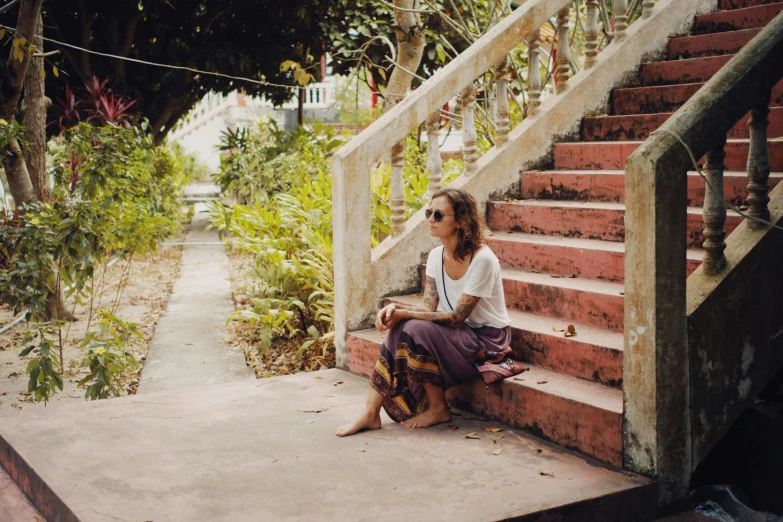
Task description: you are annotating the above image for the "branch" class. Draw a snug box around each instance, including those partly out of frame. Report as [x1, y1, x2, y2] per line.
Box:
[376, 0, 434, 13]
[0, 0, 20, 15]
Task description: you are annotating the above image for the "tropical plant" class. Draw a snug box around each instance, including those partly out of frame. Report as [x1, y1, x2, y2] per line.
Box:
[79, 311, 142, 400]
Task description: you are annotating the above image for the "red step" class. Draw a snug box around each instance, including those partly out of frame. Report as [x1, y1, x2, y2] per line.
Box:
[640, 55, 733, 85]
[416, 265, 626, 333]
[486, 232, 703, 283]
[487, 200, 743, 248]
[582, 107, 783, 141]
[520, 169, 783, 206]
[387, 294, 624, 386]
[346, 329, 624, 467]
[693, 2, 783, 34]
[500, 269, 625, 333]
[719, 0, 783, 8]
[668, 28, 761, 59]
[554, 140, 783, 171]
[612, 82, 783, 115]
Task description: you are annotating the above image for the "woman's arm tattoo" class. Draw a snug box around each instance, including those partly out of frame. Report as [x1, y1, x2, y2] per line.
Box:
[400, 294, 480, 328]
[420, 276, 439, 312]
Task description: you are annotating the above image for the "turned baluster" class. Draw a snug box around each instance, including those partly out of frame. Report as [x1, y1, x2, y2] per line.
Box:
[642, 0, 655, 19]
[584, 0, 600, 69]
[494, 57, 511, 146]
[746, 95, 771, 230]
[390, 141, 406, 236]
[555, 7, 572, 94]
[461, 85, 479, 176]
[426, 112, 443, 200]
[614, 0, 628, 41]
[527, 29, 542, 117]
[702, 141, 728, 275]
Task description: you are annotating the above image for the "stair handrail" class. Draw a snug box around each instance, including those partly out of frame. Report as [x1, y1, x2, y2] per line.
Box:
[623, 10, 783, 505]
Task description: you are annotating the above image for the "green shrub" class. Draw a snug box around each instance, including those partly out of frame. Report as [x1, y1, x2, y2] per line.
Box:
[1, 122, 188, 402]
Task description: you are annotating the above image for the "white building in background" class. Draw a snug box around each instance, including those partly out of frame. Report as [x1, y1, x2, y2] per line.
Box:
[169, 78, 340, 173]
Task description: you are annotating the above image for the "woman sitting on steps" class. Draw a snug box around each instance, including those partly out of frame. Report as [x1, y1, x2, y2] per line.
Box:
[336, 187, 524, 437]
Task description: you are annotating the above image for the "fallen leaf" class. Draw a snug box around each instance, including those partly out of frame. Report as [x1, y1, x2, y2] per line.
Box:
[307, 420, 314, 424]
[8, 372, 19, 377]
[537, 381, 548, 385]
[550, 274, 563, 278]
[564, 324, 577, 337]
[537, 448, 543, 453]
[333, 380, 344, 386]
[465, 432, 481, 439]
[492, 435, 504, 443]
[513, 377, 525, 381]
[297, 408, 329, 413]
[540, 471, 554, 477]
[448, 424, 459, 430]
[619, 291, 625, 296]
[483, 426, 503, 433]
[271, 459, 278, 463]
[314, 375, 324, 379]
[552, 326, 565, 332]
[358, 448, 366, 452]
[493, 448, 504, 455]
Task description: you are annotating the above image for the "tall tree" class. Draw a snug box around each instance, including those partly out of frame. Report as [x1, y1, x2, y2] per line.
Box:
[38, 1, 350, 142]
[1, 0, 44, 208]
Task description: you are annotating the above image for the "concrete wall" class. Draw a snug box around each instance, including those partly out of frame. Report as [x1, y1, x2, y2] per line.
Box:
[686, 181, 783, 468]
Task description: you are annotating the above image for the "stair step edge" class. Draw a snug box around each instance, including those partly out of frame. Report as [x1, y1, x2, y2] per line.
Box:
[348, 329, 623, 413]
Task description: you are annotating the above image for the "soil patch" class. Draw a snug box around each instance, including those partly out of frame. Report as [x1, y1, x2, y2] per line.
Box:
[0, 246, 183, 414]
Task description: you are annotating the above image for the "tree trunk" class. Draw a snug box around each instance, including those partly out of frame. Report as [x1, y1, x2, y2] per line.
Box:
[382, 0, 426, 115]
[3, 140, 36, 207]
[22, 12, 49, 203]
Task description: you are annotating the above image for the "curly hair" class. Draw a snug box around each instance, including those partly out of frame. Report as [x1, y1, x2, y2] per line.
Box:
[431, 187, 486, 262]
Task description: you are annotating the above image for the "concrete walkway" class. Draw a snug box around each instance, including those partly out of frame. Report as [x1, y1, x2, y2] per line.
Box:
[137, 188, 253, 394]
[0, 370, 654, 521]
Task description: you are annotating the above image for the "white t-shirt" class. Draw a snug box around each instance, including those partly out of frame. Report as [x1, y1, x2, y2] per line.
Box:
[425, 245, 511, 329]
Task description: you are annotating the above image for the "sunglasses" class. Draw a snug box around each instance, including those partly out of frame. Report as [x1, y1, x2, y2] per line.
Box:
[425, 208, 453, 222]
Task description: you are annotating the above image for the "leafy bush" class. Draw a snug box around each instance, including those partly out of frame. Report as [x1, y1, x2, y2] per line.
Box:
[213, 118, 347, 205]
[79, 311, 142, 400]
[1, 122, 187, 402]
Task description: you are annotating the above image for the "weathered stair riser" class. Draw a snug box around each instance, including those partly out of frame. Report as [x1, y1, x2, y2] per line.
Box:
[340, 0, 783, 516]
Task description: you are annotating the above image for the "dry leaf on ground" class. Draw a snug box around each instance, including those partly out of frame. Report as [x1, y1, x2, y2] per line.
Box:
[493, 448, 504, 455]
[537, 381, 548, 385]
[492, 435, 504, 443]
[537, 448, 543, 453]
[564, 325, 577, 337]
[482, 426, 503, 433]
[448, 424, 459, 430]
[297, 408, 329, 413]
[465, 432, 481, 439]
[540, 471, 554, 477]
[333, 380, 344, 386]
[358, 449, 366, 453]
[619, 291, 625, 296]
[314, 375, 324, 379]
[552, 326, 565, 332]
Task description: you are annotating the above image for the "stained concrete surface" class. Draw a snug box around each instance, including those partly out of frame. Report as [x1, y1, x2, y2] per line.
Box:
[136, 200, 253, 394]
[0, 370, 654, 521]
[0, 466, 43, 521]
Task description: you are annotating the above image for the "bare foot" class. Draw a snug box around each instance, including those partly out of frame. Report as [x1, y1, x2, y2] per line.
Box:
[335, 410, 382, 437]
[401, 405, 452, 429]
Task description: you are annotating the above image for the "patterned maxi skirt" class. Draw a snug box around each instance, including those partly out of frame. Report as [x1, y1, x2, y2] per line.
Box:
[370, 319, 513, 422]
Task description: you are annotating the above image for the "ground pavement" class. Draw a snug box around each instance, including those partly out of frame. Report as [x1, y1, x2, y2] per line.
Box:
[136, 189, 253, 394]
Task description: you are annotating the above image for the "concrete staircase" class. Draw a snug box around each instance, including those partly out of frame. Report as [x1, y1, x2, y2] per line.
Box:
[346, 0, 783, 472]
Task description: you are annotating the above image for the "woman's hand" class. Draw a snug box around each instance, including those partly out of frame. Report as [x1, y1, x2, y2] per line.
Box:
[375, 303, 396, 331]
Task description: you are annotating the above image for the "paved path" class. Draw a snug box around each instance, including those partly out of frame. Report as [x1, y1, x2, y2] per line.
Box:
[0, 370, 653, 521]
[136, 192, 253, 394]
